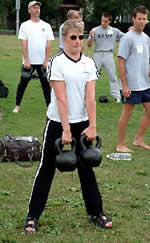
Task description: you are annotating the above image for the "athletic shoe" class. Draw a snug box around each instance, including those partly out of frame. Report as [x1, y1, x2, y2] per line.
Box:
[12, 106, 20, 113]
[115, 97, 120, 103]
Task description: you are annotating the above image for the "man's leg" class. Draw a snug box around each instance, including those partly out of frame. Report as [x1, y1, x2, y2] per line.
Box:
[36, 66, 51, 107]
[93, 52, 103, 74]
[133, 102, 150, 149]
[13, 65, 34, 112]
[104, 53, 120, 102]
[117, 103, 134, 152]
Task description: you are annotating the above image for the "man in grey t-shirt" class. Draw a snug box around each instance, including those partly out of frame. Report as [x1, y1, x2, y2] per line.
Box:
[88, 12, 124, 103]
[117, 6, 150, 152]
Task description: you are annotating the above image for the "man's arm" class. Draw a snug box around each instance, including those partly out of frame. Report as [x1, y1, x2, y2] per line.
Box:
[87, 29, 95, 47]
[21, 40, 30, 69]
[43, 40, 51, 69]
[118, 56, 131, 97]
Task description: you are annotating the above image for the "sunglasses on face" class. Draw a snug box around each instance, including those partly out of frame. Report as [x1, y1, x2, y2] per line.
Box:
[70, 35, 84, 40]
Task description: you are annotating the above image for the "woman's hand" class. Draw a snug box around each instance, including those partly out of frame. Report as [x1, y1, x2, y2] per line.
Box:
[81, 126, 96, 141]
[62, 128, 72, 145]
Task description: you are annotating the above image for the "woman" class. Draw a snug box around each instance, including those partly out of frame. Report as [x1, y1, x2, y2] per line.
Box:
[24, 20, 112, 233]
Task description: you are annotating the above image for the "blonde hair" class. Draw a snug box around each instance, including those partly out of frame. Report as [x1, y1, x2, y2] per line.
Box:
[62, 20, 83, 36]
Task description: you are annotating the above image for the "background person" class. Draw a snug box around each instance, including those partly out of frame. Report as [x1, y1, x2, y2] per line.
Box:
[87, 12, 124, 103]
[13, 1, 54, 113]
[24, 20, 112, 233]
[117, 6, 150, 152]
[59, 9, 82, 51]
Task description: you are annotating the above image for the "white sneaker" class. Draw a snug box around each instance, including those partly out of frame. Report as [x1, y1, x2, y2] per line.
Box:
[115, 98, 121, 103]
[13, 106, 20, 113]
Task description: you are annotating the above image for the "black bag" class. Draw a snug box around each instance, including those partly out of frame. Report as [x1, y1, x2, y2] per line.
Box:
[0, 80, 8, 98]
[0, 136, 42, 164]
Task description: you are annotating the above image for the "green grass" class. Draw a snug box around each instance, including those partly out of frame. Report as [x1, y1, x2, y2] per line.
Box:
[0, 35, 150, 242]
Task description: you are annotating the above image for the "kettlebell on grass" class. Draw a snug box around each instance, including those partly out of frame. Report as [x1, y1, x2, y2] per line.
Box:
[79, 134, 102, 168]
[55, 137, 78, 172]
[99, 94, 109, 103]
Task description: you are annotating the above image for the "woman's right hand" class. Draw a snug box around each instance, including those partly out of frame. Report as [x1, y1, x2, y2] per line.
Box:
[62, 129, 72, 145]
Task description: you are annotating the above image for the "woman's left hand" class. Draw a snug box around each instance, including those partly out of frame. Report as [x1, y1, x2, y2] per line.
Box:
[81, 126, 96, 141]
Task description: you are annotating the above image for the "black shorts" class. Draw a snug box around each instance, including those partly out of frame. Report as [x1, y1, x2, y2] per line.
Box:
[121, 88, 150, 104]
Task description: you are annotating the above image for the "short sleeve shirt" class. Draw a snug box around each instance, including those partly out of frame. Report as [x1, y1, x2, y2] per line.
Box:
[18, 20, 54, 64]
[46, 52, 99, 123]
[93, 25, 124, 52]
[118, 30, 150, 90]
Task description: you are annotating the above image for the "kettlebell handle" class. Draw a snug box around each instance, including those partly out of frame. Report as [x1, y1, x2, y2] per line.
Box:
[80, 134, 101, 150]
[55, 137, 77, 154]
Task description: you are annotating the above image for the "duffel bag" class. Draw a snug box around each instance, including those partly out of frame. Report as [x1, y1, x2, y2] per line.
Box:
[0, 135, 42, 163]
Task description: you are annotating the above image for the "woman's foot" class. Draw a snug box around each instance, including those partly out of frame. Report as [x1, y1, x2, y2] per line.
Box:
[24, 218, 37, 233]
[89, 213, 112, 229]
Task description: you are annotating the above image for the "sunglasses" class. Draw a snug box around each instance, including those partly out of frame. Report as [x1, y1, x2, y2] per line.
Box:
[70, 35, 84, 40]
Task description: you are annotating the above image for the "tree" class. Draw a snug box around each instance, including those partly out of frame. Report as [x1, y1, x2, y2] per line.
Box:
[0, 0, 15, 29]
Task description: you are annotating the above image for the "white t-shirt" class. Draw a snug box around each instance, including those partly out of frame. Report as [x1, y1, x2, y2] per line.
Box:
[18, 19, 54, 64]
[47, 52, 99, 123]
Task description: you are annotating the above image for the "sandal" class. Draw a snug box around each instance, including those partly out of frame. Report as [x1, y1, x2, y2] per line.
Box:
[24, 217, 38, 233]
[89, 213, 112, 229]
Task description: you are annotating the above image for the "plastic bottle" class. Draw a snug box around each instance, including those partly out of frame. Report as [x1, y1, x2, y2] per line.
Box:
[106, 152, 132, 161]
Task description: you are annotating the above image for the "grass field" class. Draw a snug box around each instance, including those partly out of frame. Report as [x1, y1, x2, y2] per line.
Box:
[0, 35, 150, 243]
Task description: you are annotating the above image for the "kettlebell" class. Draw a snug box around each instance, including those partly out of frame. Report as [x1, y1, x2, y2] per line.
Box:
[79, 134, 102, 167]
[99, 94, 109, 103]
[21, 65, 33, 80]
[55, 137, 78, 172]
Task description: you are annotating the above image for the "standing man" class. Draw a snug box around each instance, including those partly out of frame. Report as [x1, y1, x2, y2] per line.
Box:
[117, 6, 150, 152]
[87, 12, 124, 103]
[59, 9, 81, 51]
[13, 1, 54, 113]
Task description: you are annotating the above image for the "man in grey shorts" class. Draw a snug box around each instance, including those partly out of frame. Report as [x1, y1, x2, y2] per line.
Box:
[87, 12, 124, 103]
[117, 5, 150, 152]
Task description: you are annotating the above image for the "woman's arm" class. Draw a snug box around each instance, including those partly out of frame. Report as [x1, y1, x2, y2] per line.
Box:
[50, 80, 72, 144]
[82, 80, 97, 140]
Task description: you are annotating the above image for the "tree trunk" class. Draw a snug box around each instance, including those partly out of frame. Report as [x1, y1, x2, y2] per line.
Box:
[1, 7, 8, 29]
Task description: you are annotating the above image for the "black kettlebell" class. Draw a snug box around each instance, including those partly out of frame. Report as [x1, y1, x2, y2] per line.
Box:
[79, 134, 102, 167]
[21, 65, 33, 80]
[55, 137, 78, 172]
[99, 94, 109, 103]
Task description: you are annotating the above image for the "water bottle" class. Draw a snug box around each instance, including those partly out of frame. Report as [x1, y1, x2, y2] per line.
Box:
[106, 152, 132, 161]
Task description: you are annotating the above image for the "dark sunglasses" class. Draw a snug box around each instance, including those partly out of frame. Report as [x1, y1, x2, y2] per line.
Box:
[70, 35, 84, 40]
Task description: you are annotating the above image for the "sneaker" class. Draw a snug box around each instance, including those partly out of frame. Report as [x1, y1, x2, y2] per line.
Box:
[13, 106, 20, 113]
[89, 213, 112, 229]
[115, 97, 120, 103]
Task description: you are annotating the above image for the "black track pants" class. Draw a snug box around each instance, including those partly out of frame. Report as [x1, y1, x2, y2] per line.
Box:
[27, 120, 103, 220]
[16, 65, 51, 107]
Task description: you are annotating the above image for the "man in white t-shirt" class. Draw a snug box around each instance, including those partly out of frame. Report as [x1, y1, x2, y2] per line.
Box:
[13, 1, 54, 113]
